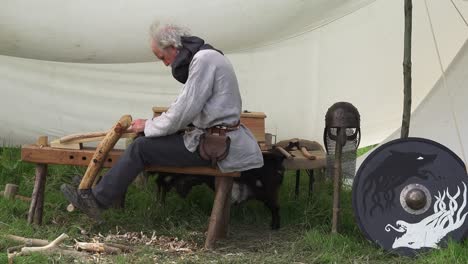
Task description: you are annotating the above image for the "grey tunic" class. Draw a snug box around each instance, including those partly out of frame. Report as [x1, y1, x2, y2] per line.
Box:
[144, 49, 264, 172]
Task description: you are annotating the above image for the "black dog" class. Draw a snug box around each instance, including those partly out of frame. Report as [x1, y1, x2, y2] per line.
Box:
[156, 151, 285, 229]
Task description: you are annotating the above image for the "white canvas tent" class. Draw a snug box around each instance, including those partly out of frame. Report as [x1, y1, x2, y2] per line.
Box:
[0, 0, 467, 164]
[359, 38, 468, 165]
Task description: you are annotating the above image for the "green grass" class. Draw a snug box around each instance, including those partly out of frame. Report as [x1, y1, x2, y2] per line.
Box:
[357, 144, 377, 157]
[0, 146, 466, 263]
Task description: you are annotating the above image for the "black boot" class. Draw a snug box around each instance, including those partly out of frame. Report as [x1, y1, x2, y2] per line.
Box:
[61, 184, 104, 222]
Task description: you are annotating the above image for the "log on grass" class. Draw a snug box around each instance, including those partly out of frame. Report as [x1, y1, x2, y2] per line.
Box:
[75, 242, 122, 254]
[5, 234, 49, 246]
[19, 233, 69, 254]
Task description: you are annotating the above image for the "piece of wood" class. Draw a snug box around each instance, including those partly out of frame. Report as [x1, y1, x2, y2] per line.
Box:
[8, 248, 88, 263]
[37, 136, 48, 147]
[75, 242, 121, 254]
[79, 115, 132, 190]
[66, 203, 76, 212]
[104, 243, 133, 252]
[5, 234, 49, 246]
[282, 150, 327, 170]
[15, 194, 31, 202]
[205, 176, 233, 249]
[300, 147, 317, 160]
[275, 146, 293, 160]
[22, 145, 124, 168]
[20, 233, 68, 254]
[59, 131, 108, 143]
[59, 132, 137, 144]
[401, 0, 412, 138]
[8, 233, 76, 264]
[276, 138, 324, 152]
[4, 184, 18, 199]
[50, 140, 82, 150]
[0, 191, 32, 202]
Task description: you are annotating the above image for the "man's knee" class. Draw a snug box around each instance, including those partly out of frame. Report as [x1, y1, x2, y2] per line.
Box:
[127, 136, 149, 155]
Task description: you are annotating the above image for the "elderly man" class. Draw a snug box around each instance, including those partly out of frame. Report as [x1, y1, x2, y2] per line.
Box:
[61, 23, 264, 220]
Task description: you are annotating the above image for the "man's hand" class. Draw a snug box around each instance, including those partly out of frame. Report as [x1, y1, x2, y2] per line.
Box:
[130, 119, 147, 133]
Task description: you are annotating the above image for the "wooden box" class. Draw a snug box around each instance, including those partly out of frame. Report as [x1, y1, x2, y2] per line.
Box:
[152, 107, 266, 143]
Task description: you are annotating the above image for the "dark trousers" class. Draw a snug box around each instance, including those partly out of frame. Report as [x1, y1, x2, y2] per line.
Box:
[92, 134, 210, 207]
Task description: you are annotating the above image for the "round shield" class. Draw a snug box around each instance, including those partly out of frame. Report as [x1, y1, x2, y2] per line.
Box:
[352, 137, 468, 256]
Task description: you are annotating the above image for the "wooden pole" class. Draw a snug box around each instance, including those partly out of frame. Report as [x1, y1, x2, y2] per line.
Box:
[78, 115, 132, 190]
[331, 128, 346, 233]
[401, 0, 413, 138]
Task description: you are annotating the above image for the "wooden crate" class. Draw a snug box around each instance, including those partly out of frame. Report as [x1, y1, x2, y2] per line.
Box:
[152, 107, 266, 142]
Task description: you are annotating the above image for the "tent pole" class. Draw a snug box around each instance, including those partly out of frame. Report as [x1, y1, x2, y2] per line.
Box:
[401, 0, 412, 138]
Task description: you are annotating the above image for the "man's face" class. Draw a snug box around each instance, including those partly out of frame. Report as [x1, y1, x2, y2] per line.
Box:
[151, 39, 178, 67]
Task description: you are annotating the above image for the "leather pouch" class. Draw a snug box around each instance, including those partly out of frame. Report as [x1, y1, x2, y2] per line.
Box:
[199, 131, 231, 167]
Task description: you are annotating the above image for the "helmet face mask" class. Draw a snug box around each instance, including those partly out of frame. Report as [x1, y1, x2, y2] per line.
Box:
[324, 102, 361, 152]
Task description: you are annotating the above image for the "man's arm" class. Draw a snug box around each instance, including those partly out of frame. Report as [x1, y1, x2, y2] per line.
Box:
[130, 118, 146, 133]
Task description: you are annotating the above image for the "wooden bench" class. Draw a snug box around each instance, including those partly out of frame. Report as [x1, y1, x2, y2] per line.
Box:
[21, 138, 239, 249]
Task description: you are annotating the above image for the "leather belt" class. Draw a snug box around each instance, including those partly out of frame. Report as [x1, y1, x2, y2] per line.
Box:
[206, 121, 241, 136]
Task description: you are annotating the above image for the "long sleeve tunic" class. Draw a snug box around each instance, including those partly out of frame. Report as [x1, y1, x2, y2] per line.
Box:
[144, 49, 264, 172]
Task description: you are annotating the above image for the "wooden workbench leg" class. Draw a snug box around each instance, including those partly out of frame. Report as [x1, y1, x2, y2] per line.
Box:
[295, 170, 300, 198]
[28, 163, 48, 224]
[28, 136, 48, 225]
[33, 164, 48, 224]
[222, 191, 231, 235]
[308, 169, 314, 197]
[204, 176, 233, 249]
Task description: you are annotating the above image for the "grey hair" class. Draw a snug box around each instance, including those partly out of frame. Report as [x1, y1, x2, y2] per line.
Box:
[149, 22, 191, 49]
